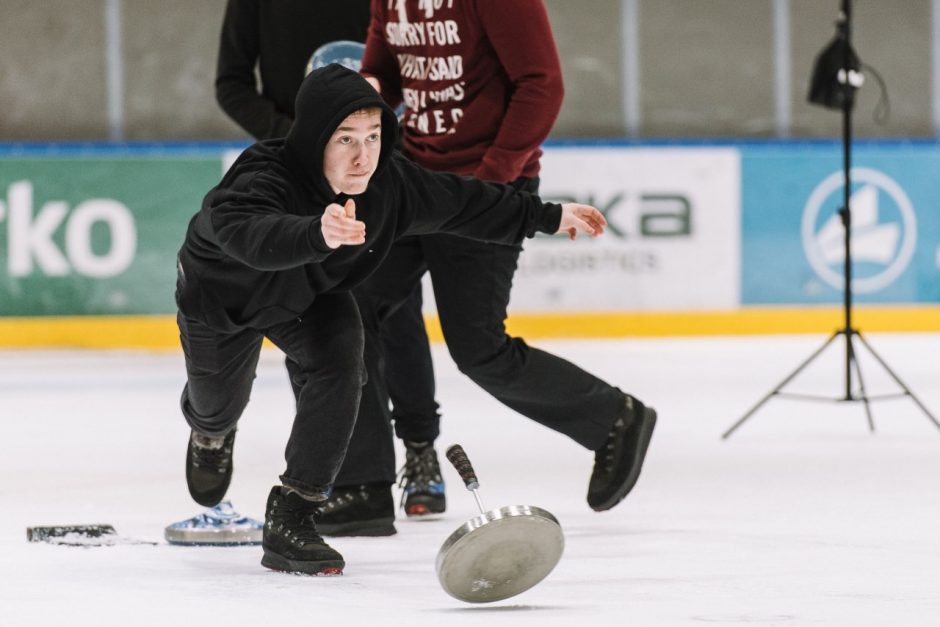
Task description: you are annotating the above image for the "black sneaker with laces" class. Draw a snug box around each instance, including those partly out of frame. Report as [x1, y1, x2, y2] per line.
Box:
[399, 441, 446, 517]
[316, 483, 396, 537]
[587, 395, 657, 511]
[260, 486, 344, 575]
[186, 429, 236, 508]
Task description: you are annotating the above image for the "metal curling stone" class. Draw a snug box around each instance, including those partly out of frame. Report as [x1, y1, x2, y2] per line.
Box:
[436, 504, 564, 603]
[437, 445, 564, 603]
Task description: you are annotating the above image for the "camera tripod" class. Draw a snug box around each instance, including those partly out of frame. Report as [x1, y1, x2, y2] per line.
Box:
[722, 0, 939, 439]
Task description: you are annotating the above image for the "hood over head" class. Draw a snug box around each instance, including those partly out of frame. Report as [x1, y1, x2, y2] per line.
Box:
[284, 64, 399, 200]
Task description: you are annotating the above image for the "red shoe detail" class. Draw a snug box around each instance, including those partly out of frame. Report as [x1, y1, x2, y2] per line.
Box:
[407, 503, 429, 516]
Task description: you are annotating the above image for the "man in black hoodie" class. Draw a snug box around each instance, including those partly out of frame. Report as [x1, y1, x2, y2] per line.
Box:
[175, 64, 626, 575]
[209, 0, 440, 529]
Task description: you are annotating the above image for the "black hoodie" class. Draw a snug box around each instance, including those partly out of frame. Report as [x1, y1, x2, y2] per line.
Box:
[177, 65, 562, 332]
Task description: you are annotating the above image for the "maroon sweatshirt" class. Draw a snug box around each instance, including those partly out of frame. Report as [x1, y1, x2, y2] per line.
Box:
[361, 0, 564, 183]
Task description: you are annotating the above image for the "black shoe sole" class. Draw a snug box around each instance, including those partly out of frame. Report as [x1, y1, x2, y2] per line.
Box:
[317, 517, 397, 537]
[186, 468, 231, 507]
[591, 407, 657, 512]
[261, 549, 345, 575]
[188, 488, 228, 509]
[404, 507, 446, 519]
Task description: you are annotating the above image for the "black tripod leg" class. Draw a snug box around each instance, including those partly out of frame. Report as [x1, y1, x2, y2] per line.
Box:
[722, 331, 841, 439]
[846, 332, 874, 432]
[853, 333, 940, 431]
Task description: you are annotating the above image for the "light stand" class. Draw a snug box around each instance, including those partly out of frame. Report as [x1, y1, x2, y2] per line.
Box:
[722, 0, 939, 439]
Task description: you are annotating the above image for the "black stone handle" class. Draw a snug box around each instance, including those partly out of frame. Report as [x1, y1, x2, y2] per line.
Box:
[445, 444, 480, 491]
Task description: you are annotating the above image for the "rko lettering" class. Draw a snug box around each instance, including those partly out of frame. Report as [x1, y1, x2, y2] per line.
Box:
[0, 180, 136, 278]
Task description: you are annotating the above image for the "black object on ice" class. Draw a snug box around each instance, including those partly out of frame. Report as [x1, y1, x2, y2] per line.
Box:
[27, 524, 156, 547]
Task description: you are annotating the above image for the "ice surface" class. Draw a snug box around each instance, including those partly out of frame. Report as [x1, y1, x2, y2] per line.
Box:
[2, 334, 939, 626]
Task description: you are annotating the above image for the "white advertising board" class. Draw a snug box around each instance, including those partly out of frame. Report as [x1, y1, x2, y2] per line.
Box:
[505, 146, 741, 312]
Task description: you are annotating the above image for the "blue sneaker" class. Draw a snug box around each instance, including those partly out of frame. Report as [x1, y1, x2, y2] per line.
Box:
[165, 501, 262, 545]
[399, 441, 446, 517]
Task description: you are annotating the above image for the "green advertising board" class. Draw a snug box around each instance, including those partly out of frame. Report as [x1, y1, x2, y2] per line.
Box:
[0, 149, 229, 316]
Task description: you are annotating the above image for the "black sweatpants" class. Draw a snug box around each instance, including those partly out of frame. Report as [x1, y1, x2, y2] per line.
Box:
[336, 178, 627, 486]
[380, 282, 440, 442]
[178, 292, 365, 497]
[285, 282, 438, 441]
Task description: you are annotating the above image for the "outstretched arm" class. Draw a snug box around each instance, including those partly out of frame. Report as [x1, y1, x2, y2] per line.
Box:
[394, 155, 605, 245]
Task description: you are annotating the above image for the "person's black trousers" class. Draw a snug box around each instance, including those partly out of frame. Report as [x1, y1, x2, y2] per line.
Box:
[336, 180, 627, 486]
[285, 282, 438, 443]
[381, 282, 441, 443]
[178, 292, 365, 498]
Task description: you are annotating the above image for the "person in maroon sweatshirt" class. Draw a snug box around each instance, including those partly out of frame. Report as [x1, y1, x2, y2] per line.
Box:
[318, 0, 657, 537]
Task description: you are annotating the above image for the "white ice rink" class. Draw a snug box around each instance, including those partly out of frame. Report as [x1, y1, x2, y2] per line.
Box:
[2, 333, 939, 626]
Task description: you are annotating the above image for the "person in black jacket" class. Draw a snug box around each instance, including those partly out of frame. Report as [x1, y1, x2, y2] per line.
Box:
[176, 64, 626, 575]
[212, 0, 440, 525]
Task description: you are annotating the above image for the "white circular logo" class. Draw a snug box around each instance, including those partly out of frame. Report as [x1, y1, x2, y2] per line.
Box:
[801, 167, 917, 293]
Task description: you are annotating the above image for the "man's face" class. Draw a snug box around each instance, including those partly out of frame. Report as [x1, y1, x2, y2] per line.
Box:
[323, 110, 382, 195]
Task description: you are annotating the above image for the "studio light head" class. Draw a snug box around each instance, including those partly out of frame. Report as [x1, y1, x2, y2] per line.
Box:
[807, 12, 864, 111]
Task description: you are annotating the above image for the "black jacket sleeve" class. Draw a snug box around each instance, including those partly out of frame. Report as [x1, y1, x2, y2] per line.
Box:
[205, 171, 334, 270]
[215, 0, 294, 140]
[391, 154, 562, 244]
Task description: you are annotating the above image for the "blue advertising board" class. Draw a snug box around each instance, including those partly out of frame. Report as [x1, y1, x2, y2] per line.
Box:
[740, 142, 940, 305]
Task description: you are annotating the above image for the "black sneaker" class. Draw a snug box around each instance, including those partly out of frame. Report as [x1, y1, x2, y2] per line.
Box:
[316, 484, 396, 537]
[587, 395, 657, 511]
[186, 429, 235, 508]
[398, 441, 446, 517]
[260, 486, 344, 576]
